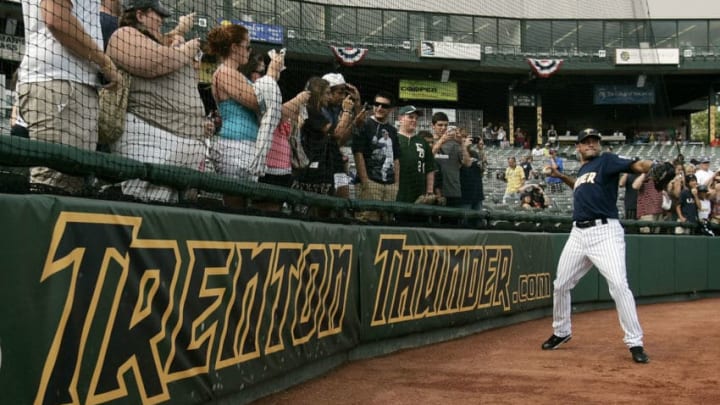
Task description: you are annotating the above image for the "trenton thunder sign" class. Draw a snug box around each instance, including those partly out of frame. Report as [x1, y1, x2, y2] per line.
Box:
[16, 210, 551, 404]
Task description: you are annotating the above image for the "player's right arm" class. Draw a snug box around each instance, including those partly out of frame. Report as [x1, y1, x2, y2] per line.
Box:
[630, 159, 654, 174]
[545, 166, 575, 188]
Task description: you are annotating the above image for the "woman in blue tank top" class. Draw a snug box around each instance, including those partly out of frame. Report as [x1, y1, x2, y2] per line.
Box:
[206, 24, 259, 186]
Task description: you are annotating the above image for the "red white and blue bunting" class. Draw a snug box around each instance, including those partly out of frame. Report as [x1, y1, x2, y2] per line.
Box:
[527, 58, 564, 78]
[329, 46, 369, 67]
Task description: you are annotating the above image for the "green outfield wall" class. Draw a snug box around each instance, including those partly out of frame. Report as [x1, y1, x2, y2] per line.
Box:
[0, 194, 717, 405]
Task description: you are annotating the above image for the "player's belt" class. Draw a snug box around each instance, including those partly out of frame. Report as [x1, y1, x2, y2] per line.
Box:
[574, 218, 608, 228]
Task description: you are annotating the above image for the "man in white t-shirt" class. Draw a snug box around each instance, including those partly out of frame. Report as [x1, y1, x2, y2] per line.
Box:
[531, 144, 545, 159]
[18, 0, 118, 193]
[694, 157, 715, 188]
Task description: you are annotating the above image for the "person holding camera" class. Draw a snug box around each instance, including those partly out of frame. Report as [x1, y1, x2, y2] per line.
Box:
[461, 131, 487, 213]
[432, 125, 472, 209]
[321, 73, 362, 199]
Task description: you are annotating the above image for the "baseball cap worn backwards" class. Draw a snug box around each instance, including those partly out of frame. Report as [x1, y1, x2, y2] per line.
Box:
[398, 105, 423, 116]
[122, 0, 171, 17]
[577, 128, 601, 143]
[322, 73, 346, 88]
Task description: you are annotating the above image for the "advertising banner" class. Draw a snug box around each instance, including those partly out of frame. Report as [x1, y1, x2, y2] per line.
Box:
[218, 19, 284, 45]
[399, 80, 458, 101]
[594, 84, 655, 105]
[615, 48, 679, 65]
[419, 41, 482, 61]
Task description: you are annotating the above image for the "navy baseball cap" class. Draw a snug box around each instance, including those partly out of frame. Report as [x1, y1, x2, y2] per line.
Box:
[686, 174, 697, 183]
[577, 128, 601, 143]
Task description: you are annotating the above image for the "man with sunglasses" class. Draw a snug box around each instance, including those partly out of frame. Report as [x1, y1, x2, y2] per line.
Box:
[352, 91, 400, 222]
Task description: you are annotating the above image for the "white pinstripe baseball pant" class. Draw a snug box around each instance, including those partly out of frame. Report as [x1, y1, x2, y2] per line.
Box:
[551, 219, 644, 348]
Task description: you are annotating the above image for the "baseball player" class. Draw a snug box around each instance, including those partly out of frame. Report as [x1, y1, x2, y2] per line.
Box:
[540, 128, 660, 364]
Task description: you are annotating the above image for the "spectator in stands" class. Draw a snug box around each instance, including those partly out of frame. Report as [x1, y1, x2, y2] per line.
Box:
[697, 185, 714, 235]
[433, 125, 472, 209]
[258, 89, 310, 211]
[482, 122, 495, 146]
[100, 0, 121, 48]
[101, 0, 195, 51]
[520, 155, 535, 180]
[694, 157, 716, 188]
[520, 192, 534, 209]
[619, 173, 639, 220]
[514, 128, 525, 148]
[293, 77, 343, 197]
[632, 171, 664, 234]
[353, 91, 400, 222]
[518, 182, 550, 209]
[710, 176, 720, 225]
[106, 0, 207, 203]
[676, 175, 699, 234]
[542, 143, 551, 157]
[502, 156, 525, 204]
[545, 149, 564, 193]
[546, 124, 557, 146]
[710, 134, 720, 147]
[431, 112, 449, 145]
[205, 23, 287, 207]
[663, 163, 687, 229]
[396, 106, 435, 205]
[321, 73, 362, 199]
[497, 125, 508, 148]
[18, 0, 118, 194]
[460, 130, 486, 213]
[531, 144, 544, 159]
[419, 130, 434, 145]
[241, 49, 266, 82]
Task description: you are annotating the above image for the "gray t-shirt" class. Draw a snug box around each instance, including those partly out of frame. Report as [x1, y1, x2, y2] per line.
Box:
[435, 139, 463, 198]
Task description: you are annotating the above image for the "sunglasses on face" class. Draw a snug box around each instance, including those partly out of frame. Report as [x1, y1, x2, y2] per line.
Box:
[374, 102, 392, 109]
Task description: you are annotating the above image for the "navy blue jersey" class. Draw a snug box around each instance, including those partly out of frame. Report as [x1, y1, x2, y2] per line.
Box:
[573, 153, 633, 221]
[678, 189, 699, 224]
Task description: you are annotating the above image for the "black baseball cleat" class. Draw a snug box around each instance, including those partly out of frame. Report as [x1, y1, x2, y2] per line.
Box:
[541, 334, 572, 350]
[630, 346, 649, 363]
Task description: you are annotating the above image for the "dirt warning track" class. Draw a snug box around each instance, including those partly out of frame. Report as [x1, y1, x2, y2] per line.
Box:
[255, 298, 720, 404]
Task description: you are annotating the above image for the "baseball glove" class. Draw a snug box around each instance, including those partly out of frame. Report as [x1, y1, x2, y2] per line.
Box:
[414, 193, 439, 205]
[648, 161, 675, 190]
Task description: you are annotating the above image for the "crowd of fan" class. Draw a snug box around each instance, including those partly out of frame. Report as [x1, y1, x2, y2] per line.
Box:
[621, 156, 720, 236]
[8, 0, 720, 232]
